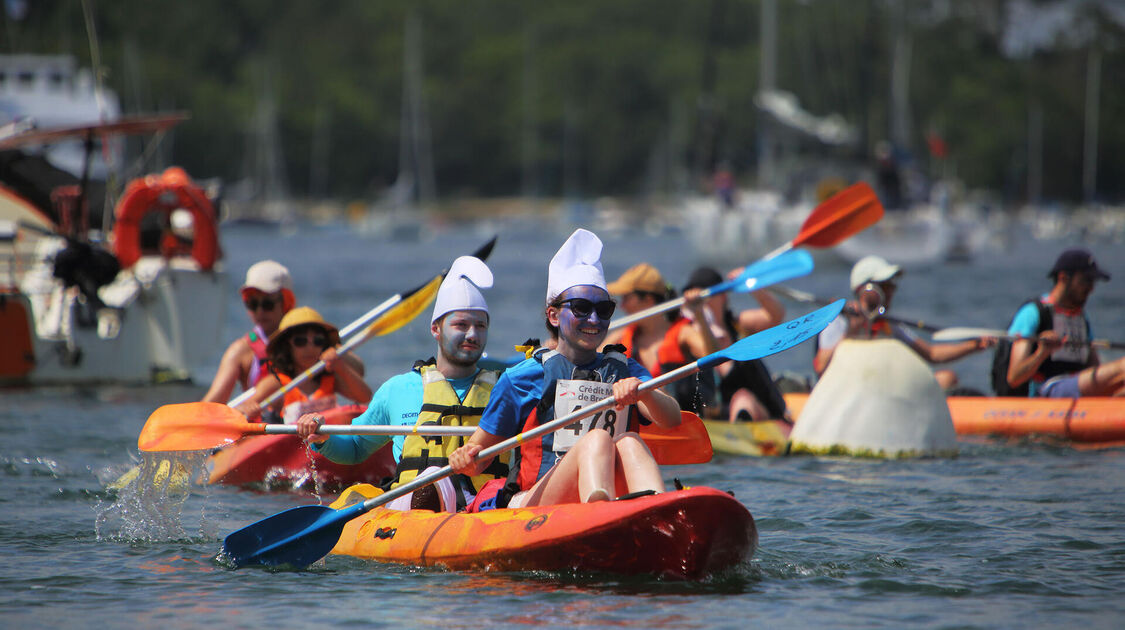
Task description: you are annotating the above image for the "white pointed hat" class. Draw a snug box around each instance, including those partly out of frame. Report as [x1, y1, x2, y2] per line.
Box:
[432, 256, 493, 323]
[547, 229, 606, 304]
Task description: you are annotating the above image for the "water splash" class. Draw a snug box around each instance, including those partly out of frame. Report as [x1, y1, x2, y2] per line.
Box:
[95, 451, 210, 542]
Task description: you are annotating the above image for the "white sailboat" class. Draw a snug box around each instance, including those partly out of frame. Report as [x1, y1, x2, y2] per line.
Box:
[0, 55, 227, 385]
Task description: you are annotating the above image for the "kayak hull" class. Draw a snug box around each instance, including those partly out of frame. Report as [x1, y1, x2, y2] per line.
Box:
[702, 419, 791, 456]
[208, 405, 396, 489]
[330, 486, 755, 580]
[786, 394, 1125, 446]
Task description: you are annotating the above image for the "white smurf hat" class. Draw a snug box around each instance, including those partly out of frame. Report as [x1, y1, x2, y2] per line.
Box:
[432, 256, 493, 323]
[547, 228, 606, 304]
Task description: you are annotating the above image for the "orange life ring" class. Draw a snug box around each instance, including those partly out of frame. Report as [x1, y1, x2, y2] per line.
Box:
[113, 167, 221, 270]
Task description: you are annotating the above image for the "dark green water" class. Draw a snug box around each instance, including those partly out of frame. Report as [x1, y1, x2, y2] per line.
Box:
[2, 219, 1123, 628]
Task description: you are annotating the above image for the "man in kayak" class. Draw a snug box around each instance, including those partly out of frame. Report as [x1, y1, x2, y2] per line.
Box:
[1004, 248, 1125, 397]
[449, 229, 682, 510]
[296, 256, 507, 512]
[202, 260, 297, 402]
[813, 255, 993, 390]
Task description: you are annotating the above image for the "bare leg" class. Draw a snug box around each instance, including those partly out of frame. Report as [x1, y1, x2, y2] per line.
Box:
[727, 388, 770, 422]
[518, 429, 615, 507]
[1079, 357, 1125, 396]
[934, 369, 959, 390]
[613, 432, 664, 494]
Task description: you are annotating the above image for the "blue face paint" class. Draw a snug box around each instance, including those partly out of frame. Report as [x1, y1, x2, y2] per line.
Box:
[555, 285, 612, 360]
[438, 310, 489, 367]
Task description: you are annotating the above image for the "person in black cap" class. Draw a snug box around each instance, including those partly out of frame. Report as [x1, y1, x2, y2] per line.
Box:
[671, 266, 789, 422]
[1004, 248, 1124, 397]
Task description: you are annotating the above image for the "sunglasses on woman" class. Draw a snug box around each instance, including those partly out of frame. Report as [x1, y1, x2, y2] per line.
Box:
[244, 297, 279, 312]
[290, 334, 328, 348]
[559, 297, 616, 320]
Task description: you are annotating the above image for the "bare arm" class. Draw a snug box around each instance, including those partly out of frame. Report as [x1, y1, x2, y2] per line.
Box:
[449, 428, 505, 476]
[234, 373, 282, 419]
[737, 289, 786, 334]
[612, 377, 681, 428]
[201, 339, 249, 403]
[909, 336, 994, 364]
[680, 289, 729, 359]
[1007, 333, 1062, 388]
[321, 347, 372, 403]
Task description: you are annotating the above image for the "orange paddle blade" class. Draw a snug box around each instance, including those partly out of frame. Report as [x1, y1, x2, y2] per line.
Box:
[138, 402, 264, 452]
[640, 411, 713, 465]
[793, 182, 884, 249]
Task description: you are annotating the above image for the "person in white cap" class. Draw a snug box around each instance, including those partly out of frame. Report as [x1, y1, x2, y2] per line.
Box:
[813, 255, 992, 389]
[202, 260, 299, 403]
[297, 256, 507, 512]
[449, 229, 681, 512]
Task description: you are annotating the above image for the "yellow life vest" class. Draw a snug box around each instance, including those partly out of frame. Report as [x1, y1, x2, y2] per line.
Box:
[391, 363, 509, 502]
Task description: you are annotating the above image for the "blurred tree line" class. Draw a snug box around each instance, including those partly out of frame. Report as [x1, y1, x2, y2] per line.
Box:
[4, 0, 1123, 205]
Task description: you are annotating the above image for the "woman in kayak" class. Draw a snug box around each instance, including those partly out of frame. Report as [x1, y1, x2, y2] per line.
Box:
[235, 306, 371, 424]
[449, 229, 681, 510]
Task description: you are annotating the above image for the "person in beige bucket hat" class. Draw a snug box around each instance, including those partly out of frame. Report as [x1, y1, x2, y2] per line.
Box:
[234, 307, 371, 425]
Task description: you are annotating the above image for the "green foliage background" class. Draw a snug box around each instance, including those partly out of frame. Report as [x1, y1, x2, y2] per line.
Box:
[4, 0, 1123, 204]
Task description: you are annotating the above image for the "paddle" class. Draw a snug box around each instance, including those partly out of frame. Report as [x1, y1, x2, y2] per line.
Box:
[228, 236, 497, 408]
[139, 398, 712, 466]
[771, 285, 945, 335]
[760, 182, 884, 260]
[932, 327, 1125, 351]
[220, 299, 844, 568]
[608, 249, 815, 331]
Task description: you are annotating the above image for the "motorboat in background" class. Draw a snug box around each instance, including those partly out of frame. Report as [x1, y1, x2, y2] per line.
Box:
[0, 109, 227, 385]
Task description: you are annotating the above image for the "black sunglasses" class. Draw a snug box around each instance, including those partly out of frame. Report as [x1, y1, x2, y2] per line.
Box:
[244, 297, 279, 312]
[290, 334, 328, 348]
[559, 298, 616, 320]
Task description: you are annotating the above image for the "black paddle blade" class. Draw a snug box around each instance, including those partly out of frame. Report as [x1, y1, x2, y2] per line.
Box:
[471, 235, 498, 262]
[221, 503, 361, 569]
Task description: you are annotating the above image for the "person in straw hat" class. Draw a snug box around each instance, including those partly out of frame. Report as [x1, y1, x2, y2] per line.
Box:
[235, 306, 371, 424]
[450, 229, 681, 512]
[298, 256, 508, 512]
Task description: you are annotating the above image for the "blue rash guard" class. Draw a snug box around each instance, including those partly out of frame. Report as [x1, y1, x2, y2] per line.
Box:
[314, 370, 479, 465]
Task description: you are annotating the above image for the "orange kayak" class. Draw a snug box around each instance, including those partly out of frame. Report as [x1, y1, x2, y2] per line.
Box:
[330, 486, 756, 580]
[786, 393, 1125, 446]
[208, 404, 396, 489]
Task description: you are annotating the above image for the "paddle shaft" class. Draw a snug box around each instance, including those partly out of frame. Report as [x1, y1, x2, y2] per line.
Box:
[357, 360, 703, 513]
[228, 294, 405, 408]
[257, 424, 476, 437]
[934, 328, 1125, 351]
[609, 289, 713, 331]
[771, 286, 942, 334]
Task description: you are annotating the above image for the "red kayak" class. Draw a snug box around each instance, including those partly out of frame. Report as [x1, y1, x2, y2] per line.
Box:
[329, 485, 756, 580]
[208, 405, 396, 490]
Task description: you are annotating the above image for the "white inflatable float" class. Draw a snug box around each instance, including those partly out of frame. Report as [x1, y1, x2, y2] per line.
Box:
[789, 338, 957, 457]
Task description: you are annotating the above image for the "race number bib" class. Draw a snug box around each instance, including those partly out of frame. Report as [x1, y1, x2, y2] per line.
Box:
[551, 379, 622, 453]
[1051, 312, 1090, 364]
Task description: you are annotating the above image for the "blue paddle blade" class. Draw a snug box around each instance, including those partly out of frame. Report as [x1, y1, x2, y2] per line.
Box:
[222, 502, 366, 568]
[709, 250, 814, 295]
[698, 299, 844, 369]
